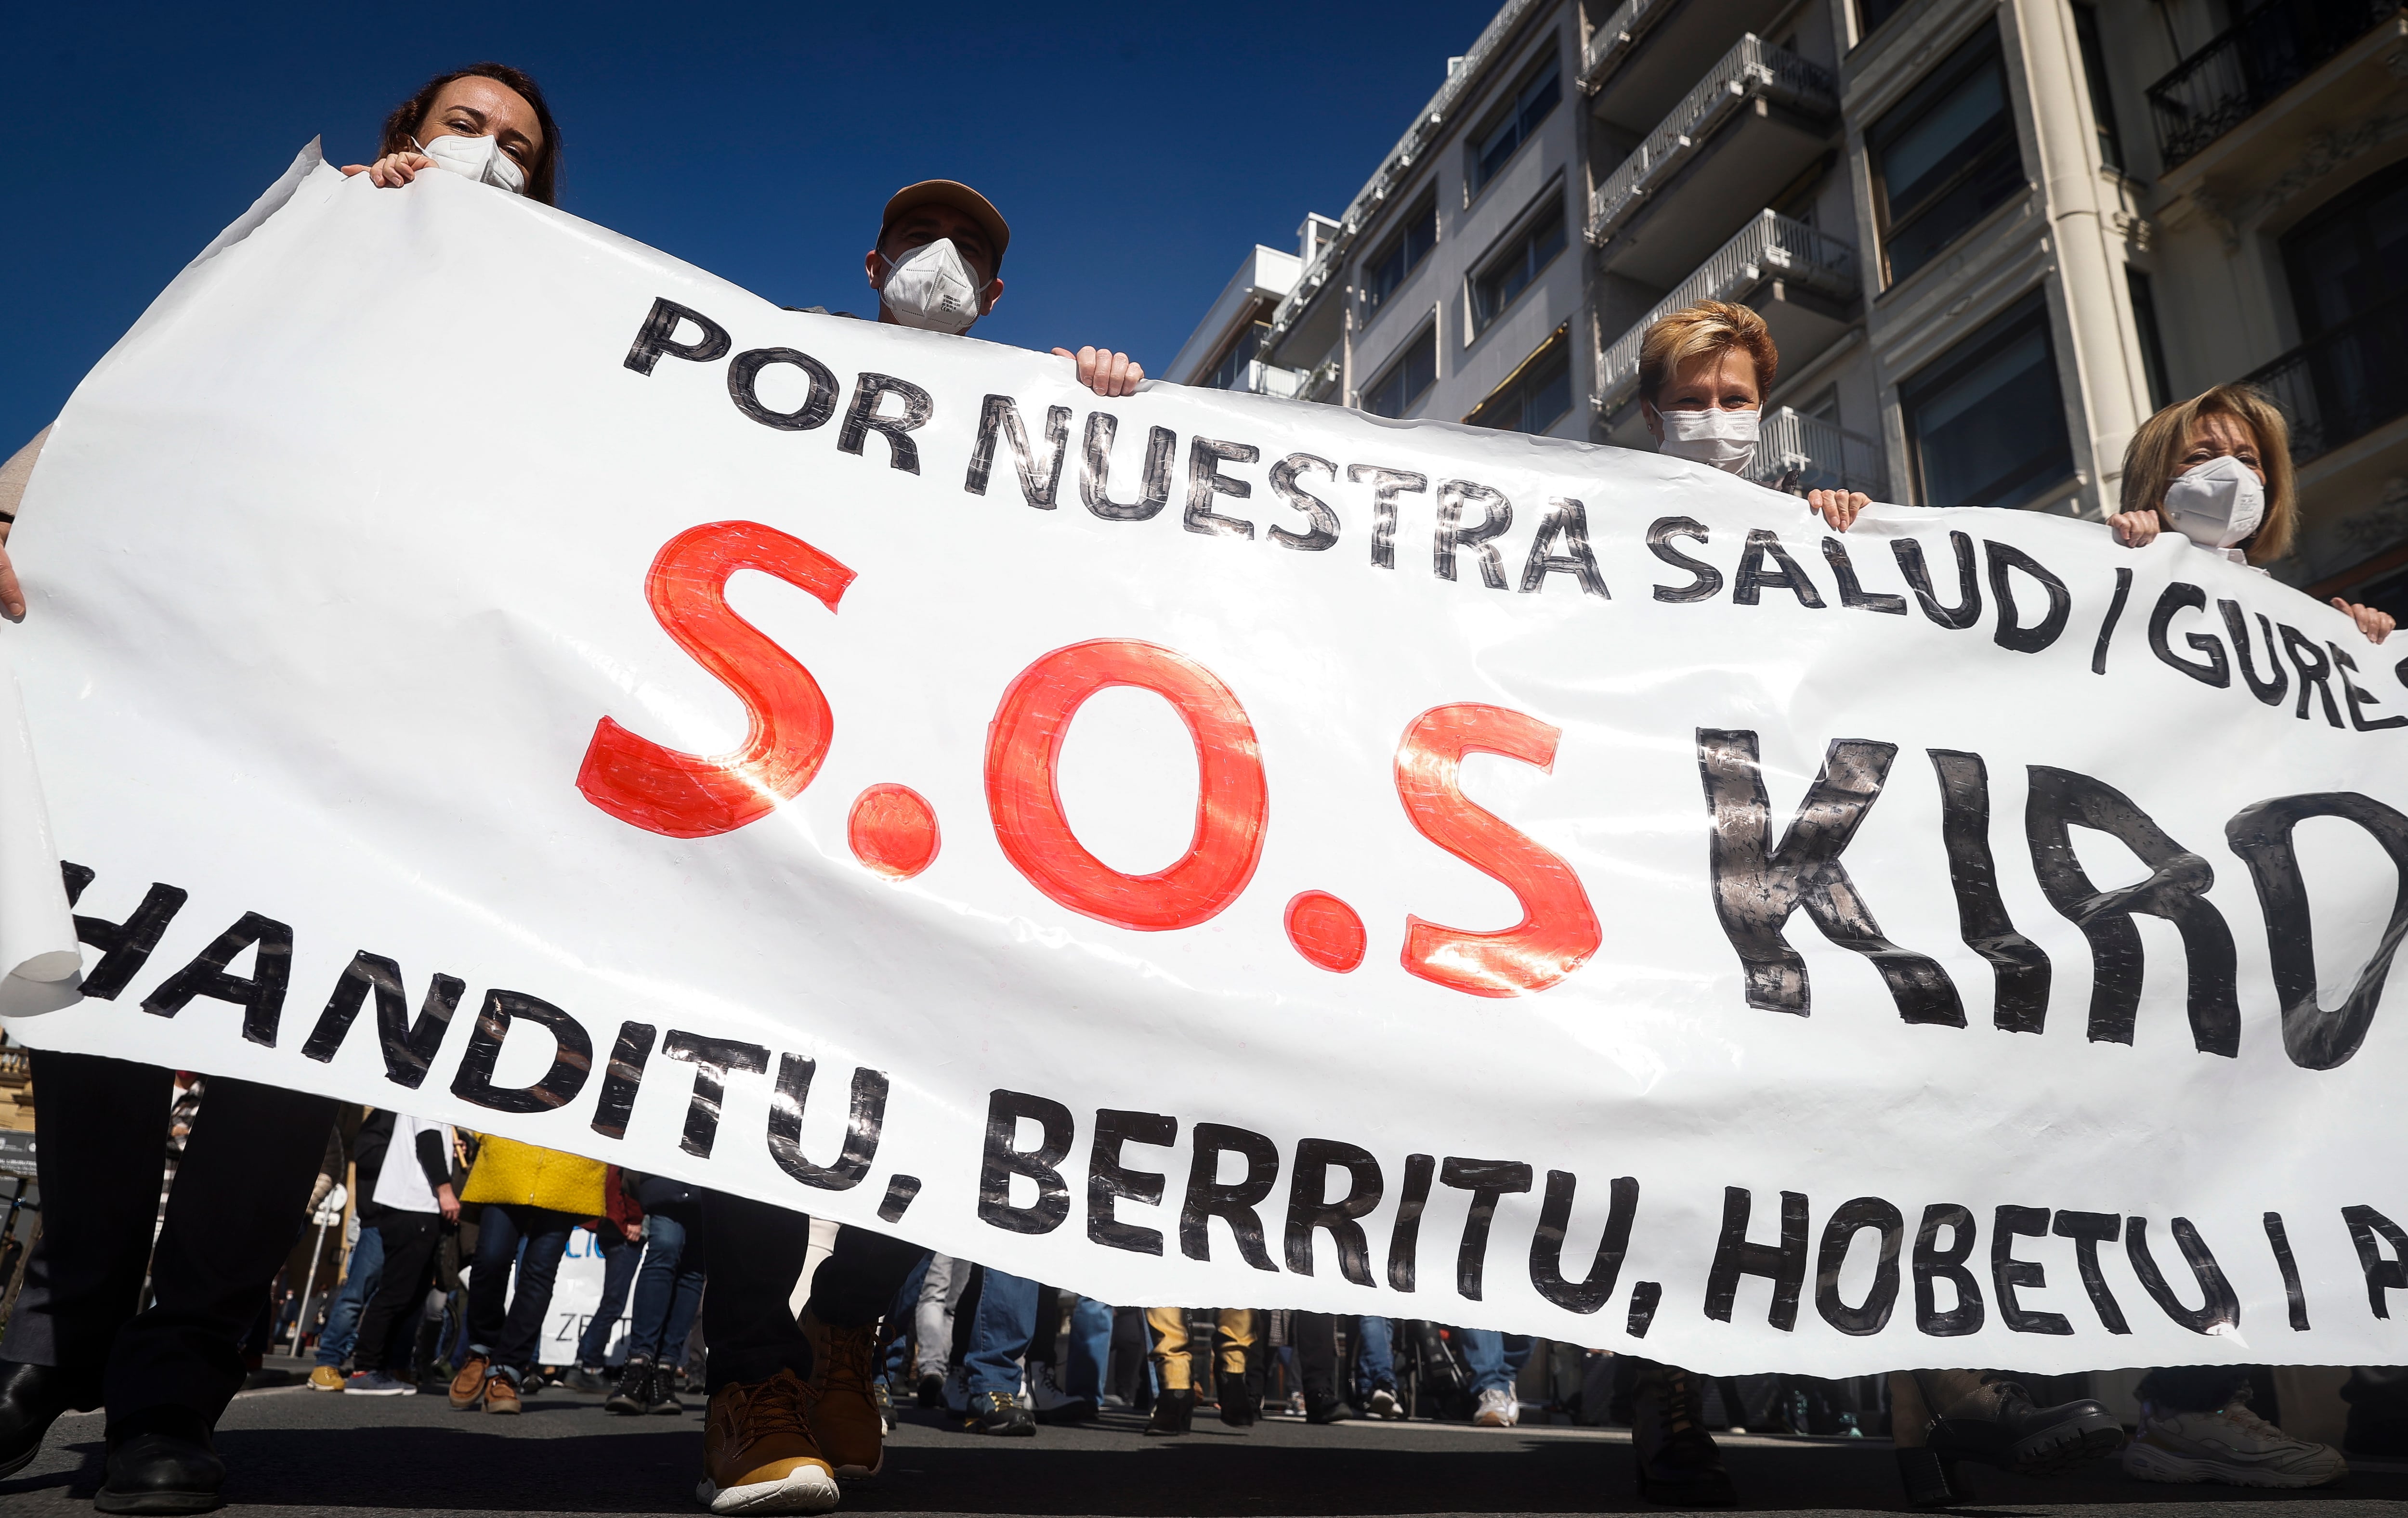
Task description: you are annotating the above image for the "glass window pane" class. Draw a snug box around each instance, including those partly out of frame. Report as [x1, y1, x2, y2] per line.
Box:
[1883, 65, 2005, 210]
[1902, 299, 2072, 508]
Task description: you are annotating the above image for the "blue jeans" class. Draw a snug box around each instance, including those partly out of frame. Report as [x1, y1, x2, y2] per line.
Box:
[627, 1203, 706, 1364]
[312, 1222, 386, 1367]
[465, 1203, 576, 1378]
[963, 1268, 1040, 1397]
[575, 1226, 643, 1366]
[1458, 1328, 1532, 1398]
[1060, 1295, 1112, 1401]
[1356, 1315, 1395, 1394]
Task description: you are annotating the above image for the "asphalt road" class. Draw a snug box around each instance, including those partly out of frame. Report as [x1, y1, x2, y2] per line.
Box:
[8, 1379, 2408, 1518]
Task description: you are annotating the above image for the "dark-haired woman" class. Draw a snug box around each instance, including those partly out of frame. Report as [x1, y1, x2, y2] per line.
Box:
[0, 63, 560, 1514]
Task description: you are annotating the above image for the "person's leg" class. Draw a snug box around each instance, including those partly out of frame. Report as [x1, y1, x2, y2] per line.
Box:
[1293, 1312, 1351, 1421]
[493, 1208, 577, 1378]
[913, 1256, 957, 1381]
[1631, 1359, 1737, 1505]
[1455, 1328, 1508, 1398]
[1142, 1307, 1195, 1436]
[1893, 1368, 2125, 1503]
[576, 1228, 641, 1371]
[693, 1192, 835, 1512]
[347, 1217, 439, 1381]
[1065, 1297, 1112, 1403]
[626, 1210, 689, 1363]
[312, 1222, 386, 1371]
[959, 1269, 1039, 1434]
[1216, 1310, 1259, 1425]
[1354, 1315, 1396, 1407]
[804, 1225, 925, 1329]
[2135, 1366, 2254, 1413]
[2125, 1364, 2339, 1490]
[463, 1204, 525, 1364]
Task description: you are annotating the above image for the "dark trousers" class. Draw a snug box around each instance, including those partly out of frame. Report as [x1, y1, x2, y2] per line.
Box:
[465, 1203, 576, 1374]
[0, 1050, 336, 1432]
[699, 1191, 922, 1394]
[575, 1227, 643, 1366]
[351, 1212, 442, 1376]
[1293, 1312, 1346, 1402]
[628, 1200, 706, 1364]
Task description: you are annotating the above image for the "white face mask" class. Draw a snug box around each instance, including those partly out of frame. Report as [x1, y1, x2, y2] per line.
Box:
[1654, 407, 1760, 475]
[878, 239, 985, 334]
[415, 133, 527, 196]
[2161, 453, 2265, 556]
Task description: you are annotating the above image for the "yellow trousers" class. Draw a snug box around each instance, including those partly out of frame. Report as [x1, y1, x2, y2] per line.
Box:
[1144, 1306, 1255, 1392]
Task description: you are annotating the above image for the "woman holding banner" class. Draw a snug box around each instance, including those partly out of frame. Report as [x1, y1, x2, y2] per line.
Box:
[0, 62, 562, 1513]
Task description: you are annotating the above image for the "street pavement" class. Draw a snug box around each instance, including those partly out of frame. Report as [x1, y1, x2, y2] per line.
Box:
[7, 1377, 2408, 1518]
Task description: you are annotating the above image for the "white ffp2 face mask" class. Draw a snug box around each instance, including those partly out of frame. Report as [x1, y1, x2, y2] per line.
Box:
[416, 134, 527, 195]
[2162, 453, 2266, 558]
[1655, 407, 1760, 475]
[878, 239, 985, 334]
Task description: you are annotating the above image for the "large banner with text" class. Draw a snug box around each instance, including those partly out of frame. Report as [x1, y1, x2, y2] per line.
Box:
[6, 150, 2408, 1375]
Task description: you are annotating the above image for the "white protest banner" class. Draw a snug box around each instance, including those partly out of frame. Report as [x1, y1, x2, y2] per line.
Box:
[6, 148, 2408, 1378]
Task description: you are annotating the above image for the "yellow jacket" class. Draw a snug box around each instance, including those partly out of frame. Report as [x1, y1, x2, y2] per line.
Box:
[458, 1135, 608, 1216]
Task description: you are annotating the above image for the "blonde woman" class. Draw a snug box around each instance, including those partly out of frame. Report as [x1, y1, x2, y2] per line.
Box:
[2108, 384, 2392, 643]
[1637, 300, 1865, 531]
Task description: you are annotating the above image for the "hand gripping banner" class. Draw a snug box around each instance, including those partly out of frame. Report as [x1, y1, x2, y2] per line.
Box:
[6, 149, 2408, 1376]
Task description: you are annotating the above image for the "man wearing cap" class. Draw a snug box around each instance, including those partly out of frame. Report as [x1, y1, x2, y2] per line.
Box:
[690, 179, 1142, 1518]
[859, 178, 1142, 395]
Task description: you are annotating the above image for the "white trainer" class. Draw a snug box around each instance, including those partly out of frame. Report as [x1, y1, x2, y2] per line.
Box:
[1473, 1387, 1519, 1427]
[1367, 1385, 1404, 1420]
[2122, 1401, 2348, 1488]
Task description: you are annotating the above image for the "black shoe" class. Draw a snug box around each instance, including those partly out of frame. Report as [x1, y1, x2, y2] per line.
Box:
[644, 1369, 685, 1416]
[1305, 1391, 1356, 1425]
[1144, 1387, 1195, 1437]
[95, 1409, 223, 1515]
[1921, 1374, 2122, 1476]
[565, 1363, 606, 1394]
[964, 1390, 1036, 1435]
[1632, 1365, 1736, 1507]
[1218, 1382, 1259, 1428]
[604, 1359, 652, 1416]
[916, 1373, 944, 1410]
[0, 1360, 75, 1480]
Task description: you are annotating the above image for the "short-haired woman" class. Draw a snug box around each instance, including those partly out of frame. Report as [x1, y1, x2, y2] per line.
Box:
[1638, 299, 1864, 531]
[0, 63, 561, 1515]
[2108, 383, 2392, 643]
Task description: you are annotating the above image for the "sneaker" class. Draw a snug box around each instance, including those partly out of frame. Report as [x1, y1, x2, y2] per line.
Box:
[483, 1371, 522, 1415]
[647, 1372, 687, 1416]
[801, 1311, 885, 1478]
[447, 1354, 491, 1411]
[964, 1389, 1037, 1436]
[1306, 1391, 1356, 1425]
[1025, 1362, 1098, 1426]
[567, 1363, 607, 1394]
[306, 1364, 346, 1392]
[343, 1370, 416, 1397]
[698, 1370, 839, 1515]
[2122, 1401, 2347, 1488]
[1367, 1383, 1403, 1421]
[1474, 1387, 1518, 1427]
[915, 1373, 944, 1410]
[1632, 1364, 1736, 1507]
[606, 1359, 654, 1416]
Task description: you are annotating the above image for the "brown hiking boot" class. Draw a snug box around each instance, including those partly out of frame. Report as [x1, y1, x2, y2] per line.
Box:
[802, 1311, 884, 1479]
[447, 1355, 491, 1411]
[483, 1372, 521, 1415]
[698, 1370, 839, 1514]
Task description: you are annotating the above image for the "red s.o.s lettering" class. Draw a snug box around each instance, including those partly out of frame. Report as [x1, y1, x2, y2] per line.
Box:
[1395, 703, 1600, 997]
[576, 521, 853, 839]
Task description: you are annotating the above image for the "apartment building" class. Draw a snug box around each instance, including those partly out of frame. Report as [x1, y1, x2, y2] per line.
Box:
[1165, 0, 2408, 613]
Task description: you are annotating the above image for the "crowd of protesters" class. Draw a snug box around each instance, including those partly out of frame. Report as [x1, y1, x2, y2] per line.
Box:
[0, 55, 2400, 1518]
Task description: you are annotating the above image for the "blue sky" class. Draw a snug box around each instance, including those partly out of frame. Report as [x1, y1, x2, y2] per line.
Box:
[3, 1, 1501, 448]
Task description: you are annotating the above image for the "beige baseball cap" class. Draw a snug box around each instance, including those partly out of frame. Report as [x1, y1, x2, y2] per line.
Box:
[880, 180, 1011, 269]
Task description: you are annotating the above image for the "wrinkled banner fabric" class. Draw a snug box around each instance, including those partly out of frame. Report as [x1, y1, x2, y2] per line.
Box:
[6, 152, 2408, 1378]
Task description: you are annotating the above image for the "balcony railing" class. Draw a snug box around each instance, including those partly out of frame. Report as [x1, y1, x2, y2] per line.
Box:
[1586, 35, 1838, 246]
[2146, 0, 2403, 169]
[1579, 0, 1676, 92]
[1594, 210, 1857, 412]
[1264, 0, 1543, 348]
[1748, 408, 1891, 500]
[2240, 289, 2408, 463]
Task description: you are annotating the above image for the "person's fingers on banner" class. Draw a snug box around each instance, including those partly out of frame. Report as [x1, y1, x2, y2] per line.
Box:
[0, 543, 22, 622]
[362, 151, 432, 189]
[1806, 489, 1866, 532]
[2335, 597, 2395, 643]
[2108, 510, 2161, 547]
[1053, 346, 1143, 398]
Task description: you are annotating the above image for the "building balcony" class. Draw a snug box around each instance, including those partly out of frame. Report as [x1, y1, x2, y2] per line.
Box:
[1748, 408, 1890, 501]
[2146, 0, 2403, 171]
[1582, 0, 1793, 133]
[1586, 36, 1839, 287]
[1594, 210, 1858, 416]
[1214, 361, 1306, 401]
[2241, 289, 2408, 464]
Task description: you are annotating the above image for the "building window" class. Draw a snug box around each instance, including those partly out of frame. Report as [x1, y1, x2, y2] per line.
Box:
[2071, 4, 2124, 172]
[1870, 27, 2026, 285]
[2265, 159, 2408, 459]
[2282, 158, 2408, 338]
[1900, 292, 2072, 509]
[1857, 0, 1914, 38]
[1364, 197, 1439, 314]
[1469, 68, 1562, 197]
[1363, 325, 1438, 418]
[1466, 327, 1573, 435]
[1203, 322, 1269, 392]
[1469, 195, 1567, 335]
[2126, 267, 2170, 411]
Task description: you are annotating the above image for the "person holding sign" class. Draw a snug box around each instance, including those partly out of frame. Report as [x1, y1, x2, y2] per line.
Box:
[1637, 300, 1867, 533]
[2108, 384, 2394, 644]
[0, 61, 562, 1513]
